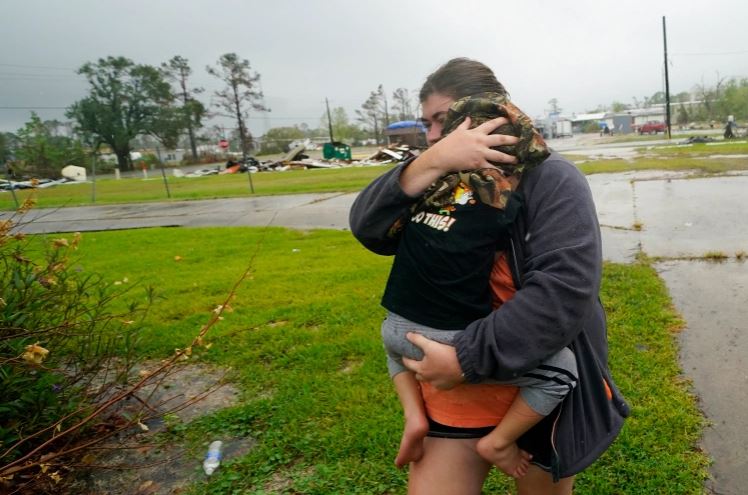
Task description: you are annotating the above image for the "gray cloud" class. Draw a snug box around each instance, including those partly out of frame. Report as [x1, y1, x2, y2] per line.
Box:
[1, 0, 747, 135]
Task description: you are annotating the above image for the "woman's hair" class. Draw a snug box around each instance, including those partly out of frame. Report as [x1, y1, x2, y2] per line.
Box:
[419, 58, 508, 102]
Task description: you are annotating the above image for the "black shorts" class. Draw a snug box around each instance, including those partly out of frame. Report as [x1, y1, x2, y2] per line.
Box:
[425, 407, 559, 472]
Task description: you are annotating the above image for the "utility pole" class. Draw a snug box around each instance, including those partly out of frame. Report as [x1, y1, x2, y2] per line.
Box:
[155, 146, 171, 199]
[663, 15, 672, 139]
[325, 97, 335, 142]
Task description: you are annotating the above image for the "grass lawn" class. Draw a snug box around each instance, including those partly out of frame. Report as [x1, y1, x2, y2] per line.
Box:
[577, 156, 748, 175]
[50, 226, 709, 494]
[642, 139, 748, 156]
[4, 139, 748, 211]
[0, 164, 395, 210]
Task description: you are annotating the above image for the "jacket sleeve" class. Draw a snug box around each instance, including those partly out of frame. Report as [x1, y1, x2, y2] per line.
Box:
[453, 156, 603, 382]
[349, 162, 418, 256]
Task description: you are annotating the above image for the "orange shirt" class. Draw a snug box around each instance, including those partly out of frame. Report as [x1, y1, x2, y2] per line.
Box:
[420, 251, 519, 428]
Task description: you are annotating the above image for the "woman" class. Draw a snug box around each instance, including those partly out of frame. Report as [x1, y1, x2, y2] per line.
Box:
[350, 58, 629, 494]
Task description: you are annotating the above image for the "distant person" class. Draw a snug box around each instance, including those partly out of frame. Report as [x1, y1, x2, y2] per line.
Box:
[724, 121, 734, 139]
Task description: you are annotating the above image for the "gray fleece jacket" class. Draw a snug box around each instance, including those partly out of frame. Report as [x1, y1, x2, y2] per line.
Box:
[349, 152, 629, 479]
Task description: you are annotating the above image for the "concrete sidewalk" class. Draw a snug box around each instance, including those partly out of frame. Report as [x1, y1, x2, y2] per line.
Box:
[3, 170, 748, 494]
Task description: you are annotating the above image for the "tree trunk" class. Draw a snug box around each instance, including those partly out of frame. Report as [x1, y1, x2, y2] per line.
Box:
[187, 123, 198, 161]
[116, 150, 131, 171]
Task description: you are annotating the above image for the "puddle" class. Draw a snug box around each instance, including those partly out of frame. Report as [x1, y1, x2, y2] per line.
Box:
[635, 176, 748, 258]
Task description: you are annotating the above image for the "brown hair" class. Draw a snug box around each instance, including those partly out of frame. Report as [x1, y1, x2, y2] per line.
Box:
[419, 58, 508, 102]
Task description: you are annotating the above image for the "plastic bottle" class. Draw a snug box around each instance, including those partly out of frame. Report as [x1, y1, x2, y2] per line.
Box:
[203, 440, 223, 476]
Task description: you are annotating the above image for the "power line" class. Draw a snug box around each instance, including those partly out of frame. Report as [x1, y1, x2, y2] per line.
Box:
[671, 49, 748, 56]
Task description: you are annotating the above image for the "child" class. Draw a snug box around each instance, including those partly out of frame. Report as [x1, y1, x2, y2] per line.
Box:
[379, 93, 578, 478]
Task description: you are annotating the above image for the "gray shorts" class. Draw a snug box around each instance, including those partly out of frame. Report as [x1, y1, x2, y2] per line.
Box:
[381, 311, 578, 416]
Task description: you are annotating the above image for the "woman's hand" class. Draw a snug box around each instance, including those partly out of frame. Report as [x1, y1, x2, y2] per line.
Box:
[399, 117, 519, 196]
[428, 116, 520, 172]
[401, 332, 466, 390]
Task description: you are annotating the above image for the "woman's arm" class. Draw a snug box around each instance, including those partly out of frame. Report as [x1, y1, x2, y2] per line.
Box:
[348, 162, 417, 256]
[350, 116, 520, 255]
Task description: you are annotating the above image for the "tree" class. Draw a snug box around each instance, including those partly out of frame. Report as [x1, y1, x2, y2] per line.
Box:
[548, 98, 562, 114]
[261, 126, 305, 154]
[15, 113, 87, 178]
[0, 133, 13, 165]
[392, 88, 415, 121]
[67, 56, 173, 171]
[356, 85, 387, 144]
[320, 107, 361, 144]
[146, 105, 188, 152]
[161, 56, 206, 160]
[694, 75, 726, 121]
[714, 77, 748, 121]
[632, 96, 651, 109]
[206, 53, 268, 159]
[676, 104, 690, 126]
[610, 101, 629, 112]
[649, 91, 666, 105]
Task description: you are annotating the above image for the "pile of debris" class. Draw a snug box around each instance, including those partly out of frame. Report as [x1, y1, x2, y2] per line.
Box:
[261, 143, 423, 171]
[357, 145, 421, 165]
[679, 136, 717, 144]
[2, 144, 426, 190]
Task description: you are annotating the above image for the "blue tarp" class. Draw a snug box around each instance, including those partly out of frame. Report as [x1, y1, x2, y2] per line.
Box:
[386, 120, 426, 131]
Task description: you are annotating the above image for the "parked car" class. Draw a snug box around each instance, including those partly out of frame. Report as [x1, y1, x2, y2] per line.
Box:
[639, 121, 667, 134]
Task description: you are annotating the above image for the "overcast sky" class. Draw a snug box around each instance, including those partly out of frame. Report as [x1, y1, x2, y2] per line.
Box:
[2, 0, 747, 137]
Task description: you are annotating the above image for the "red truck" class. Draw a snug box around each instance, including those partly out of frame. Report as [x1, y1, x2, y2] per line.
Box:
[638, 121, 667, 134]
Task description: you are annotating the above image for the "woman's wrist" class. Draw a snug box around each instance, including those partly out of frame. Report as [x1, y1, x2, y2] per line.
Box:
[399, 149, 446, 197]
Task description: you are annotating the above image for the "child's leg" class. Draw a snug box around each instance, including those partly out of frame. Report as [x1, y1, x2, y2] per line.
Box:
[392, 371, 430, 468]
[477, 347, 578, 478]
[381, 313, 460, 468]
[475, 394, 539, 478]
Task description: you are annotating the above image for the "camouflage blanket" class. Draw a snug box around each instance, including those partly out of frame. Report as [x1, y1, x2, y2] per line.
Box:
[387, 93, 549, 239]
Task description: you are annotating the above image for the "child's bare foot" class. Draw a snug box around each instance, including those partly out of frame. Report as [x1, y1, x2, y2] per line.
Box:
[394, 414, 429, 468]
[476, 436, 532, 478]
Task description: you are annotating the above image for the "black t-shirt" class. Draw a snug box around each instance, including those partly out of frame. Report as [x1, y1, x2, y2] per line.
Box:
[381, 181, 521, 329]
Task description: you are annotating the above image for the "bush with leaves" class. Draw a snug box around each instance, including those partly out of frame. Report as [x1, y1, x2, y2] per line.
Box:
[0, 201, 151, 490]
[13, 113, 88, 179]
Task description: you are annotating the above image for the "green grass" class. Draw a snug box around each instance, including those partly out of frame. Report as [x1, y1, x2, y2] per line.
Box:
[0, 164, 395, 210]
[642, 139, 748, 156]
[592, 131, 726, 145]
[5, 143, 748, 211]
[45, 227, 708, 494]
[577, 156, 748, 175]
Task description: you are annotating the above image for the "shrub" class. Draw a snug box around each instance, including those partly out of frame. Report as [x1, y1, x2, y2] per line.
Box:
[0, 203, 151, 490]
[583, 121, 601, 134]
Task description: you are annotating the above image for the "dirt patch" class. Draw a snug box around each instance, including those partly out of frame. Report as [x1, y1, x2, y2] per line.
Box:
[68, 362, 254, 495]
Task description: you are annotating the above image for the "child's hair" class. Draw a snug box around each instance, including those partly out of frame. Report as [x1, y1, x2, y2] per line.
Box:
[419, 58, 508, 103]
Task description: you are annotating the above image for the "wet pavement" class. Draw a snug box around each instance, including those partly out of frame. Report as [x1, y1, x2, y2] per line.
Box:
[657, 260, 748, 495]
[1, 193, 352, 234]
[3, 167, 748, 494]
